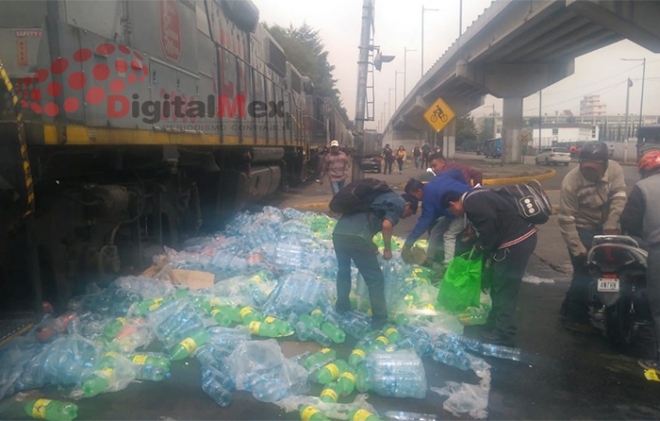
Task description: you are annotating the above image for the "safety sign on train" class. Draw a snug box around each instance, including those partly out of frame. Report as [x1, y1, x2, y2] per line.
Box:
[423, 97, 455, 132]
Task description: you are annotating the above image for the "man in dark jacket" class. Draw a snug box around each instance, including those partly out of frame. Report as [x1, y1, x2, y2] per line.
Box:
[620, 150, 660, 372]
[333, 191, 418, 330]
[442, 188, 538, 346]
[382, 144, 394, 175]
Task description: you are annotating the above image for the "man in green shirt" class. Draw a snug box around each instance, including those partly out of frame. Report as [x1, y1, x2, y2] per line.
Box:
[333, 191, 418, 330]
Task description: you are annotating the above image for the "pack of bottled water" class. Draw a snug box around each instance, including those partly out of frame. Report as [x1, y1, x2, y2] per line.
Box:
[365, 350, 427, 399]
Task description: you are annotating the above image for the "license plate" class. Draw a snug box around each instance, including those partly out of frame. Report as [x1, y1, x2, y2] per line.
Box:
[597, 278, 620, 292]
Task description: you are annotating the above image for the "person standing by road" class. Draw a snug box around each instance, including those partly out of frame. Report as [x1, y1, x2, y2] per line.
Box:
[401, 161, 471, 267]
[441, 188, 538, 346]
[319, 140, 349, 195]
[413, 144, 422, 169]
[332, 192, 418, 330]
[620, 150, 660, 372]
[434, 144, 442, 155]
[421, 141, 431, 169]
[382, 144, 394, 175]
[558, 141, 627, 333]
[396, 146, 407, 174]
[428, 154, 483, 187]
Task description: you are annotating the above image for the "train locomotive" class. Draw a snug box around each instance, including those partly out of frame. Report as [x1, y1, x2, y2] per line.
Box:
[0, 0, 353, 313]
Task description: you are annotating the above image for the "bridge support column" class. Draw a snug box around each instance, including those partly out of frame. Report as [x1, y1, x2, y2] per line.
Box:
[442, 119, 456, 159]
[502, 97, 523, 164]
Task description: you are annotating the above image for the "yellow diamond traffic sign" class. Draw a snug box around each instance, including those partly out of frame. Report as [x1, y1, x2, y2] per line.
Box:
[423, 97, 455, 132]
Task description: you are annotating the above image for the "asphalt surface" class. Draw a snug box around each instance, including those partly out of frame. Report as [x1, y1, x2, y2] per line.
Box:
[1, 156, 657, 421]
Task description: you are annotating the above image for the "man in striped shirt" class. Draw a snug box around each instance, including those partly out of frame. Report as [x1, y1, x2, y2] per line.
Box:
[442, 188, 538, 347]
[558, 141, 627, 333]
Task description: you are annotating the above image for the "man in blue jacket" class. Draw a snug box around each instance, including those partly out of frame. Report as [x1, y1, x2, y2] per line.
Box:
[401, 167, 472, 266]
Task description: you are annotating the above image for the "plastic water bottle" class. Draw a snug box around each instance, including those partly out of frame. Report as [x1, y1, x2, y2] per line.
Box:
[321, 322, 346, 343]
[431, 348, 471, 371]
[24, 399, 78, 421]
[348, 409, 383, 421]
[365, 351, 427, 399]
[311, 309, 325, 325]
[319, 381, 341, 403]
[248, 321, 281, 338]
[383, 325, 402, 343]
[82, 367, 114, 397]
[202, 366, 235, 390]
[337, 367, 357, 396]
[382, 411, 439, 421]
[480, 343, 521, 361]
[303, 348, 336, 370]
[170, 329, 210, 361]
[314, 359, 348, 384]
[136, 365, 170, 381]
[349, 340, 371, 366]
[202, 377, 232, 407]
[355, 365, 370, 393]
[238, 306, 262, 324]
[129, 353, 170, 369]
[103, 317, 128, 340]
[299, 404, 332, 421]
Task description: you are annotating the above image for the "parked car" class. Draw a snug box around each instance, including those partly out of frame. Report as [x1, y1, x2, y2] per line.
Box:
[536, 147, 571, 165]
[361, 156, 382, 173]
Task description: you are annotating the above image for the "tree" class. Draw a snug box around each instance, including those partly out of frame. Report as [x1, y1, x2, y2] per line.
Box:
[455, 114, 478, 150]
[265, 23, 353, 128]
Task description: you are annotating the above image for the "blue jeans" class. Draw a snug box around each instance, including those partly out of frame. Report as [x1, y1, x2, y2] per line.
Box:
[414, 156, 420, 169]
[330, 179, 346, 195]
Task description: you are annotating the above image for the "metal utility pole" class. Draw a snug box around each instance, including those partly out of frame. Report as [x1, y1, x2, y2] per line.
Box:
[623, 78, 632, 163]
[403, 48, 416, 98]
[539, 90, 542, 150]
[492, 104, 496, 138]
[621, 58, 647, 134]
[459, 0, 463, 38]
[421, 6, 439, 77]
[353, 0, 374, 182]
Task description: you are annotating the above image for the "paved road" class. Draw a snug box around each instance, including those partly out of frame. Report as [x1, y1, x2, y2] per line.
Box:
[453, 152, 641, 191]
[3, 159, 657, 421]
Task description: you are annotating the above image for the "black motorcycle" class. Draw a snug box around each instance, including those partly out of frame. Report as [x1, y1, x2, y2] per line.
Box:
[587, 235, 656, 354]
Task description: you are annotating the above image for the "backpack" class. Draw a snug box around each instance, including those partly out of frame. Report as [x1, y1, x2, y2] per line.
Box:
[496, 179, 552, 225]
[329, 178, 393, 214]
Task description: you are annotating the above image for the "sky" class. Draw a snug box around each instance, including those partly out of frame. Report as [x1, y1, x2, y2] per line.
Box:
[253, 0, 660, 130]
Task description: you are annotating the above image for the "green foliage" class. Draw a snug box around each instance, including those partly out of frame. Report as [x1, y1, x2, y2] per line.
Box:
[456, 114, 478, 151]
[265, 22, 353, 128]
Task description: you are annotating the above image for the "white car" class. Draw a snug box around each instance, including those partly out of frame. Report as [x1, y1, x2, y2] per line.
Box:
[536, 147, 571, 166]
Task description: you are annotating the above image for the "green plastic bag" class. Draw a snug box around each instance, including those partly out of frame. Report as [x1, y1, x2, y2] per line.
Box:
[437, 251, 483, 313]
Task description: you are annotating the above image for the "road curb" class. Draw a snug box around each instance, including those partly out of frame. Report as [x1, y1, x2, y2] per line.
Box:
[290, 201, 330, 211]
[482, 168, 557, 185]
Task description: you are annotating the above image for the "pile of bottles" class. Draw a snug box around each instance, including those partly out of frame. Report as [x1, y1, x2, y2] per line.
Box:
[0, 206, 517, 418]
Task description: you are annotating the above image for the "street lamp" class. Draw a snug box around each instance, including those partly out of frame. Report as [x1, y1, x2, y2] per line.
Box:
[394, 70, 403, 110]
[403, 47, 416, 98]
[459, 0, 463, 38]
[421, 6, 439, 77]
[621, 58, 646, 134]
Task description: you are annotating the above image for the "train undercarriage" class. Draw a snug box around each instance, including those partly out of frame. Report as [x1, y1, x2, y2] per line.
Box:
[0, 131, 309, 315]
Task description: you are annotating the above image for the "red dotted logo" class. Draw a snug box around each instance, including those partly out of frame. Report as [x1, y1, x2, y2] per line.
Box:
[17, 43, 148, 116]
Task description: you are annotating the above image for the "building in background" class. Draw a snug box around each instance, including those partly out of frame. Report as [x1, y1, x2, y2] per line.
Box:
[531, 123, 599, 148]
[580, 95, 607, 117]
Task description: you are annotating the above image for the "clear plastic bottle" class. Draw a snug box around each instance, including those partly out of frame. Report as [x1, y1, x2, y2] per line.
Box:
[202, 377, 232, 407]
[479, 343, 521, 361]
[383, 411, 438, 421]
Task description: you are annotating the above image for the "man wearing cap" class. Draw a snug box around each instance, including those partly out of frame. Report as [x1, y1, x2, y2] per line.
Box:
[558, 141, 627, 333]
[319, 140, 350, 195]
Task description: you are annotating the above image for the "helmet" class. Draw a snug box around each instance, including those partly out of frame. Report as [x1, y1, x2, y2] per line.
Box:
[638, 150, 660, 176]
[579, 141, 609, 164]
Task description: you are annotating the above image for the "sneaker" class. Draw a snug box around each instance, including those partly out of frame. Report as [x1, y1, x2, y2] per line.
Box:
[563, 321, 601, 335]
[638, 359, 660, 371]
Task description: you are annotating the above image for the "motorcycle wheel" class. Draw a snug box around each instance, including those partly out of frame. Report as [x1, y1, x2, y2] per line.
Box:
[605, 299, 633, 346]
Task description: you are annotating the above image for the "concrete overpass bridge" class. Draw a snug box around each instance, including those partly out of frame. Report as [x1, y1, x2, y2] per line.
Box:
[384, 0, 660, 162]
